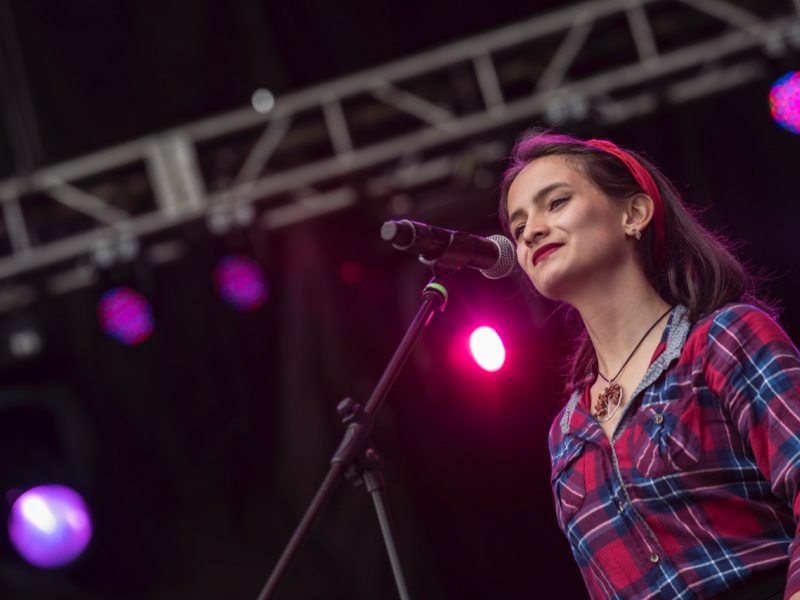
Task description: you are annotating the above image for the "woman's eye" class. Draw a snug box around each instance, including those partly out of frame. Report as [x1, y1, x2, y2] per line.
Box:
[549, 196, 569, 210]
[513, 224, 525, 240]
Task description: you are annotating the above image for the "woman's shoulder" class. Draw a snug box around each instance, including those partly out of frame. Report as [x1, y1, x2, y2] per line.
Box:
[691, 303, 779, 336]
[698, 302, 771, 322]
[687, 302, 792, 354]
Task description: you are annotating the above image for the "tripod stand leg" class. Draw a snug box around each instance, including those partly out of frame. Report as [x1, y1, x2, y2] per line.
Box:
[364, 470, 412, 600]
[256, 274, 450, 600]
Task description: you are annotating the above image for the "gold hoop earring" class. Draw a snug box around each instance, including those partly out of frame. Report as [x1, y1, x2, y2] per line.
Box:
[629, 226, 642, 240]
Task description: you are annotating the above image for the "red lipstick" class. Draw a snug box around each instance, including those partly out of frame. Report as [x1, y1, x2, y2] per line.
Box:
[532, 243, 564, 266]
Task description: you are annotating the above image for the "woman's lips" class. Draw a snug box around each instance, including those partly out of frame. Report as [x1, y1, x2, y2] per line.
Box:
[532, 243, 564, 266]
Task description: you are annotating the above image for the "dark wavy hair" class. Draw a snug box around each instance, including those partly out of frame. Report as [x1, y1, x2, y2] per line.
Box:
[498, 129, 776, 397]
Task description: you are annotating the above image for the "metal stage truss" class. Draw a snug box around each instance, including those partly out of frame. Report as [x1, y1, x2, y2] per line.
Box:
[0, 0, 798, 284]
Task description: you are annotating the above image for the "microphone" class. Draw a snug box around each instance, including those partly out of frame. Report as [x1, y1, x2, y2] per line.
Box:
[381, 219, 516, 279]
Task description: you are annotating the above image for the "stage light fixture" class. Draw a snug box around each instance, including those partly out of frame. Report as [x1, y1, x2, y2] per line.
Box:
[7, 484, 92, 569]
[769, 71, 800, 135]
[213, 254, 269, 312]
[469, 326, 505, 372]
[96, 286, 155, 345]
[8, 328, 42, 360]
[251, 88, 275, 114]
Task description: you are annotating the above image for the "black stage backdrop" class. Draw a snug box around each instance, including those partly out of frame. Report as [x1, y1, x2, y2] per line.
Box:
[0, 1, 798, 599]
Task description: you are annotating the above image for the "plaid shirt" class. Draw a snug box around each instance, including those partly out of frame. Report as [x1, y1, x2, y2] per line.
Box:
[550, 304, 800, 599]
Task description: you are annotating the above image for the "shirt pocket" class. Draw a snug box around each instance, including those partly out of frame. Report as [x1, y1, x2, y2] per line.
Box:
[551, 438, 586, 531]
[631, 399, 702, 479]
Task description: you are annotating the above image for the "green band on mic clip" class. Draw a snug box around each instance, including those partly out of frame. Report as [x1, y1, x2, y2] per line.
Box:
[425, 282, 448, 300]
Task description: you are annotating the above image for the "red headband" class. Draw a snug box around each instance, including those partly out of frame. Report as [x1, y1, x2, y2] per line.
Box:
[585, 139, 666, 265]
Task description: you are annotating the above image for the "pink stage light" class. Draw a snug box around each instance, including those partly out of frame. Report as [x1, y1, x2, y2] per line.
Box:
[214, 255, 269, 312]
[97, 287, 154, 345]
[8, 485, 92, 569]
[769, 71, 800, 135]
[469, 326, 506, 372]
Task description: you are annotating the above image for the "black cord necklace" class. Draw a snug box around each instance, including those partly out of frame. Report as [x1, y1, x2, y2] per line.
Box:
[593, 307, 673, 423]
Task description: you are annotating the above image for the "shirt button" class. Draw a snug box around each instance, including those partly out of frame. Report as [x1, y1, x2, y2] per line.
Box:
[650, 553, 660, 563]
[654, 413, 664, 424]
[618, 501, 624, 512]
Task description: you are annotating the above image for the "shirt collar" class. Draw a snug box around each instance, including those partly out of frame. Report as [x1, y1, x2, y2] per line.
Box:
[560, 305, 691, 437]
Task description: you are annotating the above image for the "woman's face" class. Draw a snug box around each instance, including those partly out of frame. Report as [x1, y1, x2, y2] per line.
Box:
[506, 155, 630, 301]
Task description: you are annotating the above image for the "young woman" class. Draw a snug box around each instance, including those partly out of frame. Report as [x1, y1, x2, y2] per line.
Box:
[499, 130, 800, 599]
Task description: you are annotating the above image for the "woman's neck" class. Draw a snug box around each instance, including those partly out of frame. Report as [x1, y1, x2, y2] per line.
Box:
[569, 266, 672, 377]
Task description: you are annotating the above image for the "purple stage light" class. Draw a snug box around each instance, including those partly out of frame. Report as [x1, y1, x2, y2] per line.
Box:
[8, 485, 92, 569]
[769, 71, 800, 135]
[214, 254, 269, 312]
[97, 286, 155, 345]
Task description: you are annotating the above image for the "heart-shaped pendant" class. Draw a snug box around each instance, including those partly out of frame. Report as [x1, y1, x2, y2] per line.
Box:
[594, 382, 622, 421]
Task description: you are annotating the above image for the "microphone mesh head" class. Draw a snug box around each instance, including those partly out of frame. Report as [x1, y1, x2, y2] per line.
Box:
[481, 235, 517, 279]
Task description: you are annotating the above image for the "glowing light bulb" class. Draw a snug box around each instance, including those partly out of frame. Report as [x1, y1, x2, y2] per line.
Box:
[251, 88, 275, 114]
[469, 326, 506, 372]
[8, 485, 93, 569]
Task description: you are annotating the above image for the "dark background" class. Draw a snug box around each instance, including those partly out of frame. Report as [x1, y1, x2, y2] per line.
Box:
[0, 1, 799, 599]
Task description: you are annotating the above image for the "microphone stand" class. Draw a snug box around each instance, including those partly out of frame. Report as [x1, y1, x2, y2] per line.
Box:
[257, 246, 470, 600]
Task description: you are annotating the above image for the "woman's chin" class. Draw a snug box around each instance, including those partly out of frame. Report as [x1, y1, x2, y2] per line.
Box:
[527, 269, 565, 298]
[529, 279, 567, 302]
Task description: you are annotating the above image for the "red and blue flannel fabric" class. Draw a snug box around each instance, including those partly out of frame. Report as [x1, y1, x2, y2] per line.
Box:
[549, 304, 800, 599]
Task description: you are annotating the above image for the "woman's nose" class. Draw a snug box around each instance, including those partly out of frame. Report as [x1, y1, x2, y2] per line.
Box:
[521, 220, 546, 246]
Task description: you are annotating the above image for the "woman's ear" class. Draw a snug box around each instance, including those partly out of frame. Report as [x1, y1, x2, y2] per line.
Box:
[623, 193, 655, 235]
